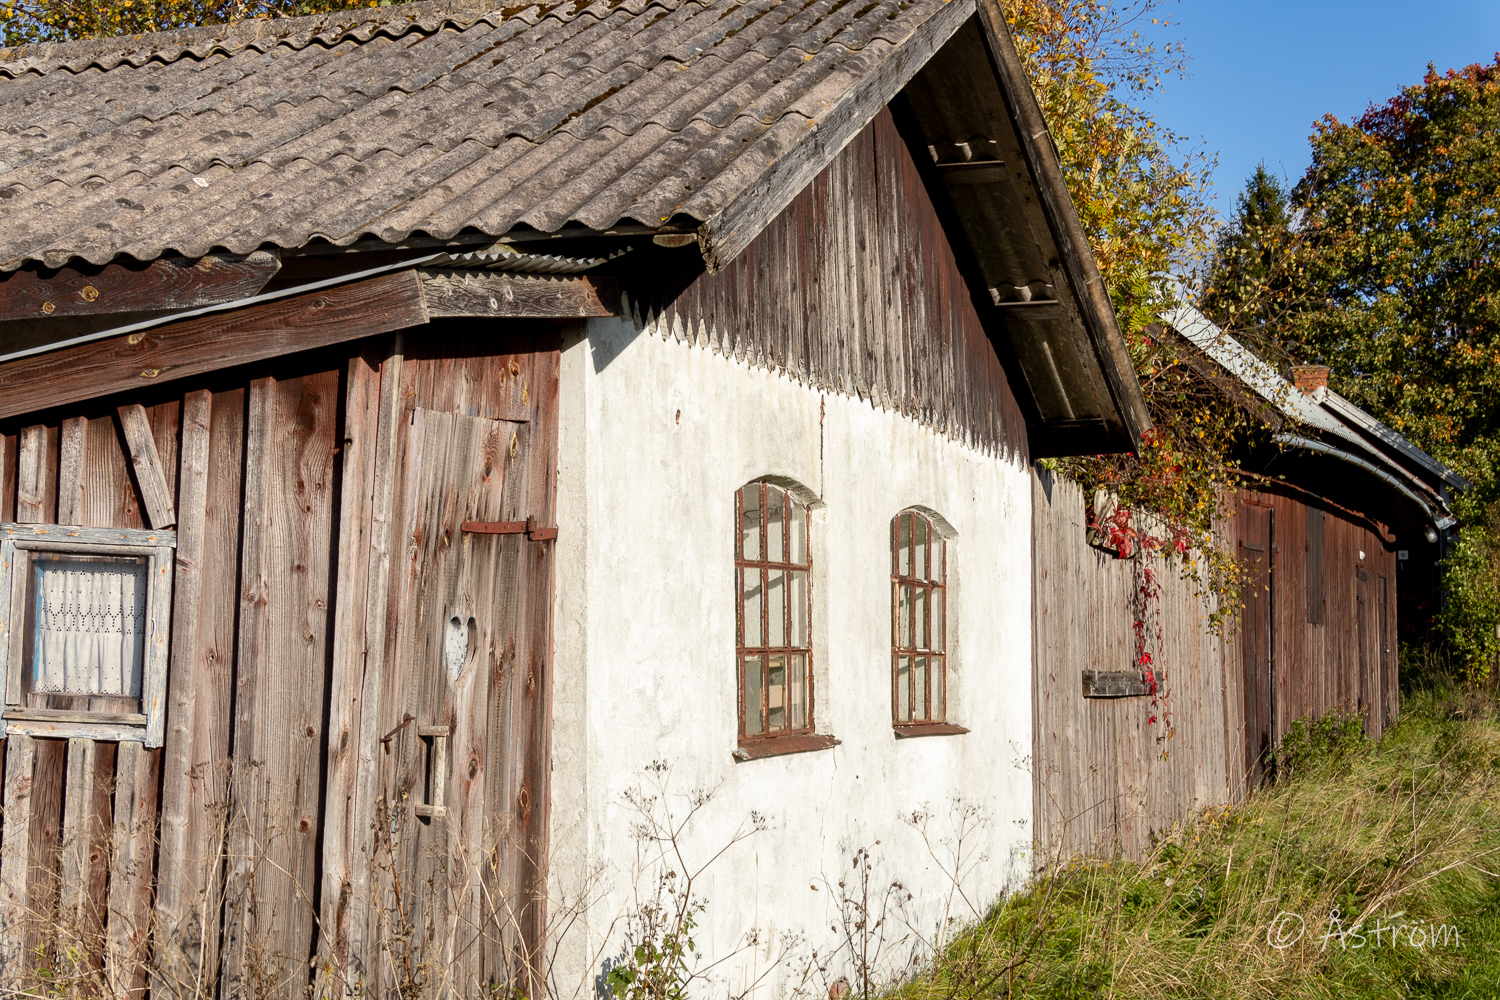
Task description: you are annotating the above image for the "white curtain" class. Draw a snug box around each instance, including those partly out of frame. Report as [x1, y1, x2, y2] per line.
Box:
[33, 558, 147, 700]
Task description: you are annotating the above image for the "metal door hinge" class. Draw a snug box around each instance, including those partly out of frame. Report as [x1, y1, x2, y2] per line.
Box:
[461, 515, 557, 541]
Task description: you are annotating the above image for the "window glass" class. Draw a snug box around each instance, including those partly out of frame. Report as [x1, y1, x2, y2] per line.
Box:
[1, 524, 177, 745]
[29, 554, 148, 703]
[735, 483, 814, 740]
[892, 511, 948, 725]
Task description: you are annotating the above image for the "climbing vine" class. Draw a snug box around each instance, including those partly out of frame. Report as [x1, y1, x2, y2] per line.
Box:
[1008, 0, 1250, 640]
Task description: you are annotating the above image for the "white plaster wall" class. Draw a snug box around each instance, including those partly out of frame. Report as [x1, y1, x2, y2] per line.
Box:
[549, 315, 1033, 1000]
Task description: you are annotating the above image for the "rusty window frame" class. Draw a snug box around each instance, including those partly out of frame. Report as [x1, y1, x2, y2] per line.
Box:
[734, 482, 814, 741]
[892, 510, 947, 725]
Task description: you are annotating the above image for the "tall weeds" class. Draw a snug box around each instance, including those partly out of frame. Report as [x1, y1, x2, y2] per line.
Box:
[899, 687, 1500, 999]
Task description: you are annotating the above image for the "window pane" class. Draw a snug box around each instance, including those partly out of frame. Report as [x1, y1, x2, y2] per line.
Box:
[741, 569, 763, 648]
[742, 655, 765, 735]
[897, 513, 911, 577]
[914, 516, 927, 580]
[788, 570, 808, 648]
[788, 653, 807, 730]
[740, 486, 761, 561]
[934, 536, 946, 584]
[932, 656, 945, 721]
[898, 585, 912, 648]
[790, 501, 807, 566]
[896, 655, 911, 721]
[766, 485, 785, 563]
[914, 656, 928, 720]
[931, 587, 943, 653]
[767, 569, 786, 647]
[913, 586, 927, 650]
[31, 555, 148, 701]
[767, 654, 787, 732]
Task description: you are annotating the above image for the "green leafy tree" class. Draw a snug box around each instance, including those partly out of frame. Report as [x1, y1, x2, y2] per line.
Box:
[1009, 0, 1247, 610]
[0, 0, 389, 45]
[1288, 59, 1500, 508]
[1201, 163, 1298, 362]
[1256, 58, 1500, 678]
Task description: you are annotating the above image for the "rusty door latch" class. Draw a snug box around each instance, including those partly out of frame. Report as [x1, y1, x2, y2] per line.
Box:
[380, 712, 414, 754]
[460, 515, 557, 541]
[379, 714, 451, 819]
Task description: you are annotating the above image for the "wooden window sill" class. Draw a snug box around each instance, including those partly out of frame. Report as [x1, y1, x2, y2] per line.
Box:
[733, 733, 840, 761]
[893, 722, 970, 738]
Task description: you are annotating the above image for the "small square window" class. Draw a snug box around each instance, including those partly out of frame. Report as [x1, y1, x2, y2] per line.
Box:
[1, 525, 175, 745]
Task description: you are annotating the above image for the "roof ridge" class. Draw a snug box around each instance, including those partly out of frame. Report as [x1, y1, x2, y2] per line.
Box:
[0, 0, 652, 76]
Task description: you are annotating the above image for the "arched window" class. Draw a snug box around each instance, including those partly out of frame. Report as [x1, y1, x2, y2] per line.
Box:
[892, 509, 946, 725]
[735, 482, 812, 739]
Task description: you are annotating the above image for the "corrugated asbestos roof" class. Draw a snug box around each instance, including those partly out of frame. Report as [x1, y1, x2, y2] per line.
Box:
[0, 0, 962, 271]
[1162, 304, 1463, 526]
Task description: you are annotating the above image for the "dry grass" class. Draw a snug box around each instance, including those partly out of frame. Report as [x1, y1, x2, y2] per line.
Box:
[897, 680, 1500, 999]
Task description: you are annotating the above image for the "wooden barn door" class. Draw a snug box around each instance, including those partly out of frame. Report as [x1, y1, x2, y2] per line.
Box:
[379, 408, 546, 996]
[1378, 574, 1392, 732]
[1239, 505, 1274, 788]
[1357, 568, 1372, 731]
[319, 337, 558, 1000]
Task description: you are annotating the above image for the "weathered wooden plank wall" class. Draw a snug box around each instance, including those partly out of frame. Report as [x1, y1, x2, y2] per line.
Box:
[0, 323, 561, 998]
[1232, 487, 1398, 744]
[1034, 474, 1402, 862]
[1031, 471, 1231, 860]
[635, 107, 1029, 461]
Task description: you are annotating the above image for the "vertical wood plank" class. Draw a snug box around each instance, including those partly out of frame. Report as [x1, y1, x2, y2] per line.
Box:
[58, 737, 109, 977]
[151, 388, 210, 999]
[1, 424, 52, 989]
[0, 733, 37, 988]
[152, 388, 243, 1000]
[317, 338, 399, 996]
[14, 425, 46, 524]
[106, 741, 158, 1000]
[0, 431, 15, 522]
[221, 369, 339, 1000]
[57, 417, 87, 525]
[55, 414, 100, 981]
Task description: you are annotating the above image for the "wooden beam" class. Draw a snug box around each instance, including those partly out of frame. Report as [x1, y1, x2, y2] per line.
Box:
[116, 405, 176, 529]
[0, 252, 280, 322]
[418, 270, 619, 318]
[0, 271, 429, 421]
[973, 0, 1153, 447]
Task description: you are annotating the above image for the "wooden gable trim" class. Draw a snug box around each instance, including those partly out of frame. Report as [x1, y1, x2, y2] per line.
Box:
[0, 272, 428, 421]
[0, 251, 282, 323]
[419, 270, 619, 318]
[696, 0, 974, 271]
[971, 0, 1152, 450]
[0, 266, 620, 416]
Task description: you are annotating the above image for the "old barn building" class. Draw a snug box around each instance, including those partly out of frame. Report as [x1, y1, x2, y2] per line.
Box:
[1031, 305, 1464, 860]
[0, 0, 1152, 996]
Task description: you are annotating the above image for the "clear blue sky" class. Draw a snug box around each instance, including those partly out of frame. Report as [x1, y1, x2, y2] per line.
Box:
[1142, 0, 1500, 219]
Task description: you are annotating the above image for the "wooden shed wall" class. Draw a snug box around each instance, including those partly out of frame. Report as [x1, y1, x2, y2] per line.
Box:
[1031, 472, 1232, 860]
[636, 107, 1030, 461]
[1033, 474, 1401, 862]
[0, 323, 560, 999]
[1233, 487, 1399, 743]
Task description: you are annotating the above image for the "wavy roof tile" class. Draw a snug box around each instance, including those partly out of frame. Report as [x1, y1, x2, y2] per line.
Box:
[0, 0, 965, 270]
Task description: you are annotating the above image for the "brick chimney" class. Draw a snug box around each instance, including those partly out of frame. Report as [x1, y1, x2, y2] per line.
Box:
[1291, 364, 1331, 394]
